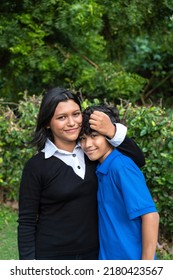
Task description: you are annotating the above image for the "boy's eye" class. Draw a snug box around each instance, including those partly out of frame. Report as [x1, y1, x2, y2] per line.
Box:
[91, 132, 99, 138]
[79, 136, 86, 141]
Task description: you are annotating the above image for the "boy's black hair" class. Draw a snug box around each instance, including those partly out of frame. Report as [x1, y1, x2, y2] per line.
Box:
[80, 104, 120, 136]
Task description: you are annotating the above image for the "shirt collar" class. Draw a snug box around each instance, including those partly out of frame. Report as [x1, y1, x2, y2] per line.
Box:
[42, 138, 81, 159]
[96, 149, 120, 175]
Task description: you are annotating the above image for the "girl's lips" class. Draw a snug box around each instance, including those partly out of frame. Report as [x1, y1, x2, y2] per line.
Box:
[65, 128, 79, 133]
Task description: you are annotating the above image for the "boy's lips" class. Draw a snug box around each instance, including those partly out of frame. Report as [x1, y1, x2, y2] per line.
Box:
[85, 149, 97, 155]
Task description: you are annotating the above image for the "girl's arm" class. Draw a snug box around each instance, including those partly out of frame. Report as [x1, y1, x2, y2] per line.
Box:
[18, 158, 41, 260]
[89, 110, 145, 168]
[117, 137, 145, 168]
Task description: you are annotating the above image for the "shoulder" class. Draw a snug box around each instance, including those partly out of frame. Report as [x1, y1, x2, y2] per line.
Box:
[110, 149, 134, 165]
[22, 152, 49, 177]
[23, 152, 67, 176]
[109, 149, 141, 173]
[24, 152, 44, 168]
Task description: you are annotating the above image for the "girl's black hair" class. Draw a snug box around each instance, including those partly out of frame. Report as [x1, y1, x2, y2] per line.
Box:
[31, 87, 81, 151]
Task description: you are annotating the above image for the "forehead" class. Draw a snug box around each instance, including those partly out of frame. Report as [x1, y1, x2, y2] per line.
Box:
[54, 99, 80, 114]
[81, 131, 102, 137]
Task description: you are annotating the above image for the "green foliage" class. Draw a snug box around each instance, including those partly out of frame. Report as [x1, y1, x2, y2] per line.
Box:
[1, 0, 173, 105]
[118, 103, 173, 240]
[0, 205, 18, 260]
[76, 63, 147, 102]
[0, 94, 173, 241]
[156, 248, 173, 260]
[0, 94, 40, 200]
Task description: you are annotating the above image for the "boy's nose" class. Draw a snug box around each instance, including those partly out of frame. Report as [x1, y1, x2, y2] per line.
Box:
[85, 137, 93, 148]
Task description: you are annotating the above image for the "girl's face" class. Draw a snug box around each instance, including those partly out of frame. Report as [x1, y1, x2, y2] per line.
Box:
[49, 99, 82, 151]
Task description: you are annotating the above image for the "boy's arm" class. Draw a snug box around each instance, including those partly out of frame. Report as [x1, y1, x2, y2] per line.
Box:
[141, 212, 160, 260]
[89, 111, 145, 167]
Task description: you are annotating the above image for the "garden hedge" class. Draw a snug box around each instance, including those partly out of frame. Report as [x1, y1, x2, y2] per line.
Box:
[0, 94, 172, 241]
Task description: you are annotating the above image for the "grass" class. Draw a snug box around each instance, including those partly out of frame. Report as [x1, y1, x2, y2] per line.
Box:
[0, 204, 172, 260]
[0, 205, 18, 260]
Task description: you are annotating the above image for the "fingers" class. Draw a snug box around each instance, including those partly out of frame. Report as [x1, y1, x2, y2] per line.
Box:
[89, 111, 105, 129]
[88, 110, 116, 139]
[89, 111, 107, 124]
[89, 111, 114, 138]
[89, 111, 104, 121]
[89, 122, 98, 130]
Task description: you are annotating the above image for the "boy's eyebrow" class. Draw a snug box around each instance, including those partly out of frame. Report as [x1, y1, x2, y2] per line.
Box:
[91, 131, 99, 134]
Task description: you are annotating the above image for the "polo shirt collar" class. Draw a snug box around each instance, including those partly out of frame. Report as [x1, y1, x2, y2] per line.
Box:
[96, 149, 119, 175]
[42, 138, 81, 159]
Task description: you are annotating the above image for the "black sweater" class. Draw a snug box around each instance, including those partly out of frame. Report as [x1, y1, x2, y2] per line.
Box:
[18, 153, 98, 259]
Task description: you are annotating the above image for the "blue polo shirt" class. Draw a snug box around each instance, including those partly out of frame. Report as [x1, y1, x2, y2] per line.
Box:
[96, 149, 157, 260]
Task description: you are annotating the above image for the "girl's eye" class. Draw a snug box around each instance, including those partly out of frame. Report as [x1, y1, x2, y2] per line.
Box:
[73, 112, 81, 117]
[57, 116, 66, 120]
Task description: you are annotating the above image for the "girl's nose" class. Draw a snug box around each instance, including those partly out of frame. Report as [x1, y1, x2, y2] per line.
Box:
[67, 116, 75, 126]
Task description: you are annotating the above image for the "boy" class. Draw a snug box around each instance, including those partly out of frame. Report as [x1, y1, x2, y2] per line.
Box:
[79, 105, 159, 260]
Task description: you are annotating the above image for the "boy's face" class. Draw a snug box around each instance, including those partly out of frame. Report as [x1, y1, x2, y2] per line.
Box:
[80, 131, 113, 163]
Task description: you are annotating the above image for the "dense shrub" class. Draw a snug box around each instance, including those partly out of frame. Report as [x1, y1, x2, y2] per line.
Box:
[0, 95, 172, 240]
[118, 103, 173, 241]
[0, 94, 40, 200]
[1, 1, 173, 107]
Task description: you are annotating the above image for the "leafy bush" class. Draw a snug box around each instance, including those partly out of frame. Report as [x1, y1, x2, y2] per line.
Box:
[0, 205, 18, 260]
[1, 1, 173, 106]
[118, 103, 173, 240]
[0, 94, 40, 200]
[0, 95, 172, 241]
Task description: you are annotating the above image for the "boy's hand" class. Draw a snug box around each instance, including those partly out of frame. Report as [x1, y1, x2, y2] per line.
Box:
[89, 111, 116, 139]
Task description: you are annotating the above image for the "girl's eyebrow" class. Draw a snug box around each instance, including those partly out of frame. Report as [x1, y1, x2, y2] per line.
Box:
[55, 109, 81, 116]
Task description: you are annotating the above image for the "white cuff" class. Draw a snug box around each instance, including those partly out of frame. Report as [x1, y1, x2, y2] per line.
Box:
[107, 123, 127, 147]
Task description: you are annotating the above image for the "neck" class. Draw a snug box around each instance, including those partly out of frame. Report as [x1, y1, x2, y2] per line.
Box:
[99, 146, 114, 163]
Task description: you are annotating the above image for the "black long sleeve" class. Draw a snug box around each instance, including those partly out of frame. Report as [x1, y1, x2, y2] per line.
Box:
[116, 137, 145, 168]
[18, 153, 99, 259]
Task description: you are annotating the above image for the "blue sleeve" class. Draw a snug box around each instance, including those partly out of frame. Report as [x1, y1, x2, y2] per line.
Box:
[110, 156, 157, 220]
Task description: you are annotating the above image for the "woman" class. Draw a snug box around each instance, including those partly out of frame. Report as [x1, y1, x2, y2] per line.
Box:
[18, 87, 145, 260]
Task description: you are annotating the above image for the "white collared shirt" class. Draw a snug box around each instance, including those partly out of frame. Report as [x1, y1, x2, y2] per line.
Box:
[42, 139, 86, 179]
[42, 123, 127, 179]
